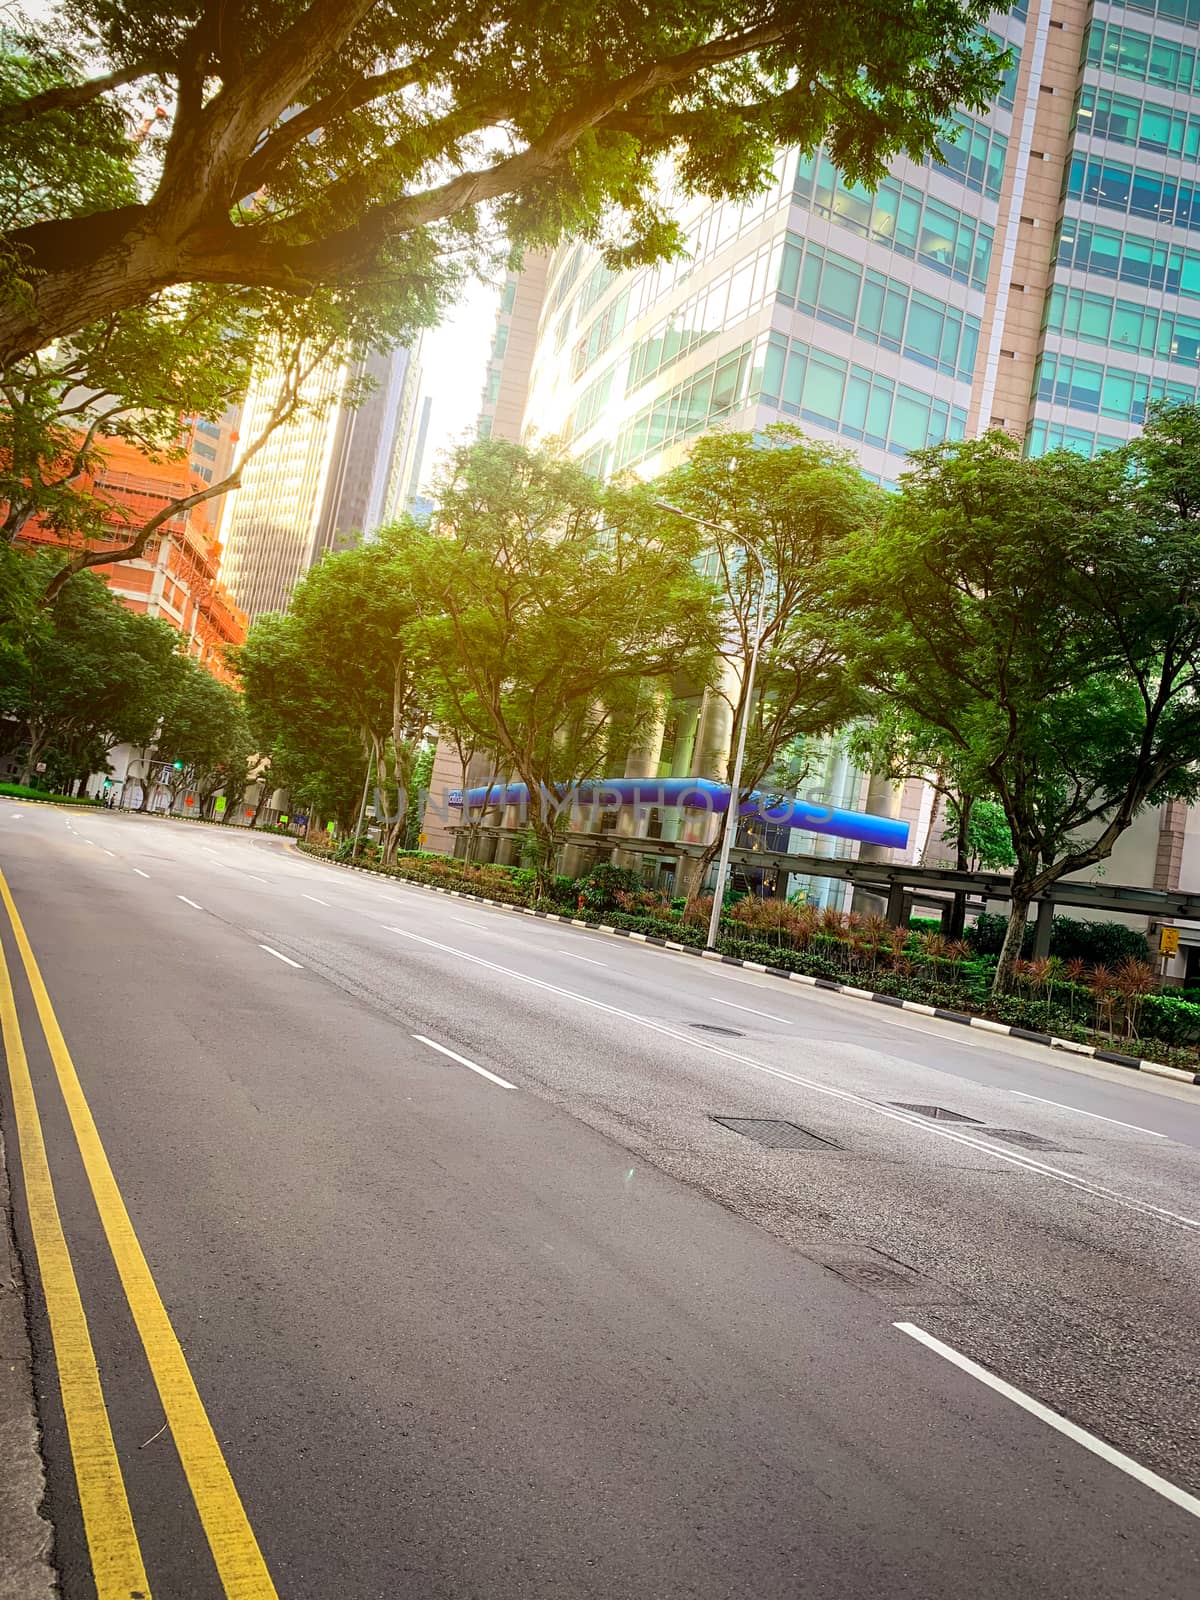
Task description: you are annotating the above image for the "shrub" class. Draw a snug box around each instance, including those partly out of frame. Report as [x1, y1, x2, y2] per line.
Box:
[965, 911, 1151, 965]
[0, 781, 102, 806]
[1141, 992, 1200, 1047]
[577, 862, 642, 914]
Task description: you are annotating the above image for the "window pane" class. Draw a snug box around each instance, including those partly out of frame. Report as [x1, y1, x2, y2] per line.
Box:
[1110, 302, 1142, 350]
[1100, 369, 1134, 417]
[858, 278, 885, 335]
[890, 392, 931, 452]
[816, 258, 861, 323]
[905, 299, 943, 364]
[778, 240, 802, 301]
[801, 357, 846, 423]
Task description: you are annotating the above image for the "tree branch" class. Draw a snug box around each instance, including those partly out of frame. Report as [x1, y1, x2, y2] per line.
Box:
[41, 333, 336, 603]
[0, 60, 161, 129]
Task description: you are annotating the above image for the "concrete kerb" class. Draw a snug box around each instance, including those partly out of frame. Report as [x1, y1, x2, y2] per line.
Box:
[294, 846, 1200, 1089]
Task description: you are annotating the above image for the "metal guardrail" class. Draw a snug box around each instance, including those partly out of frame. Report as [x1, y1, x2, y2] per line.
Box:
[458, 826, 1197, 920]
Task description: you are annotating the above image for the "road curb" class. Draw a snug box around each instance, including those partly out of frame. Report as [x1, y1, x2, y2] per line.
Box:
[300, 847, 1200, 1088]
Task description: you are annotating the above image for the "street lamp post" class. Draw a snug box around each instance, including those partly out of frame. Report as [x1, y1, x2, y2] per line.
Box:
[653, 501, 767, 950]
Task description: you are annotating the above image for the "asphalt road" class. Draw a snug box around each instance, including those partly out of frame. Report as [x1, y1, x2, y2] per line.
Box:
[1, 803, 1199, 1599]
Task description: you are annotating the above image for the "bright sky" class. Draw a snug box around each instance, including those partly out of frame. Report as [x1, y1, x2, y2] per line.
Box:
[411, 276, 501, 497]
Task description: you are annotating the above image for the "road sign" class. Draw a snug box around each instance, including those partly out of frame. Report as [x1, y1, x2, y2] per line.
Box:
[185, 795, 194, 807]
[1159, 926, 1180, 956]
[215, 797, 226, 814]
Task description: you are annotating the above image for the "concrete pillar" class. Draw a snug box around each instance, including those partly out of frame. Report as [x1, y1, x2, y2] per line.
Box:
[885, 881, 907, 929]
[853, 770, 906, 915]
[1032, 899, 1054, 959]
[613, 697, 667, 871]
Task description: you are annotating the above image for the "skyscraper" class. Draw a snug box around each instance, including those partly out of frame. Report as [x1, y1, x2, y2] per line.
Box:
[509, 1, 1198, 479]
[219, 341, 422, 619]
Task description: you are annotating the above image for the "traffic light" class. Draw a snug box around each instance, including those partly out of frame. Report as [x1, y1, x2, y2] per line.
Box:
[172, 760, 184, 771]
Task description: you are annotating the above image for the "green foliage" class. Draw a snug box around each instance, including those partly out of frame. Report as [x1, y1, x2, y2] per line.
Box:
[1, 2, 1008, 362]
[1140, 993, 1200, 1047]
[944, 797, 1015, 870]
[409, 437, 721, 890]
[837, 413, 1200, 992]
[235, 611, 367, 832]
[154, 659, 253, 811]
[964, 913, 1151, 966]
[654, 426, 884, 809]
[577, 862, 643, 914]
[0, 553, 179, 781]
[0, 780, 99, 804]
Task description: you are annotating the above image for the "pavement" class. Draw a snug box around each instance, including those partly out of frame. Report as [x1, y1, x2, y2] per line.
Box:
[0, 802, 1198, 1598]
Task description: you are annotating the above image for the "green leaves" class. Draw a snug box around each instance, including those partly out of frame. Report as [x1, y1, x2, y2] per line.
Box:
[654, 425, 885, 799]
[835, 413, 1200, 987]
[2, 0, 1007, 360]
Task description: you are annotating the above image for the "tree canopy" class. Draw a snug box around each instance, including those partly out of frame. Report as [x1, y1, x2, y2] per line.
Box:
[409, 437, 721, 887]
[836, 412, 1200, 990]
[0, 0, 1007, 363]
[654, 425, 885, 884]
[0, 553, 180, 785]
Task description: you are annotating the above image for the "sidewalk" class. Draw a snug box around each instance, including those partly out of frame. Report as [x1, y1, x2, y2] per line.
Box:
[0, 1123, 56, 1599]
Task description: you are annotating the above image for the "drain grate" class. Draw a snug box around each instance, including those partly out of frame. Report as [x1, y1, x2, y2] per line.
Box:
[891, 1103, 982, 1124]
[977, 1127, 1066, 1151]
[710, 1116, 838, 1150]
[692, 1022, 744, 1037]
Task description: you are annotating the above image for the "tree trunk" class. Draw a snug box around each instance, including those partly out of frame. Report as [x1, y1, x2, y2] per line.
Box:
[993, 891, 1033, 996]
[948, 794, 972, 940]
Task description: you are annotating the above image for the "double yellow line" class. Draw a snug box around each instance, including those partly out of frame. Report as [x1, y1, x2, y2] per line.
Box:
[0, 867, 279, 1599]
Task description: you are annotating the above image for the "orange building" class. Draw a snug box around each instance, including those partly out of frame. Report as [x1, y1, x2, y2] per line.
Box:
[17, 430, 247, 680]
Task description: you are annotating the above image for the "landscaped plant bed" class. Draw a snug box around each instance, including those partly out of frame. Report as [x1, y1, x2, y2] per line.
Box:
[0, 783, 102, 806]
[298, 843, 1200, 1081]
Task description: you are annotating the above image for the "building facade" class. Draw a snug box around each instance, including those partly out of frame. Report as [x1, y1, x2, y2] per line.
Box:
[219, 340, 423, 620]
[428, 0, 1200, 964]
[17, 434, 247, 680]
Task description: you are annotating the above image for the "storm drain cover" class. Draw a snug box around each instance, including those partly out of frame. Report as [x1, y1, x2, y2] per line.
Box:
[977, 1127, 1066, 1151]
[891, 1103, 983, 1124]
[692, 1023, 744, 1037]
[710, 1116, 838, 1150]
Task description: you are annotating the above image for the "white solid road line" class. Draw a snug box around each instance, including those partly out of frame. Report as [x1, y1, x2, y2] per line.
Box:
[133, 869, 150, 879]
[556, 950, 608, 966]
[412, 1033, 515, 1089]
[383, 925, 1200, 1233]
[176, 895, 203, 910]
[259, 944, 303, 969]
[894, 1321, 1200, 1522]
[709, 995, 793, 1024]
[302, 894, 330, 906]
[1011, 1091, 1165, 1138]
[103, 849, 116, 856]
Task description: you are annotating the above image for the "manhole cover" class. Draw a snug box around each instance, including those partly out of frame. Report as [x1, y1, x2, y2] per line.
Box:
[710, 1116, 838, 1150]
[978, 1128, 1066, 1151]
[891, 1103, 982, 1123]
[692, 1023, 744, 1036]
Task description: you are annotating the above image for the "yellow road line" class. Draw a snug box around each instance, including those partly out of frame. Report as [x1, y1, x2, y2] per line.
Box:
[0, 911, 150, 1597]
[0, 870, 279, 1600]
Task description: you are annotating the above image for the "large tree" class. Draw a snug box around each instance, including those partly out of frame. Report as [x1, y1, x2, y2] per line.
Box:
[0, 556, 179, 783]
[236, 611, 373, 835]
[655, 425, 885, 894]
[282, 524, 431, 859]
[838, 415, 1200, 993]
[152, 656, 253, 815]
[0, 2, 1007, 363]
[409, 438, 720, 894]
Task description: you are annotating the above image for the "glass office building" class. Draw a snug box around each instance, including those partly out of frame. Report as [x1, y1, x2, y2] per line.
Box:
[509, 0, 1200, 484]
